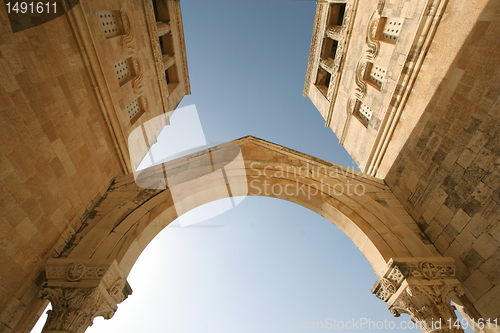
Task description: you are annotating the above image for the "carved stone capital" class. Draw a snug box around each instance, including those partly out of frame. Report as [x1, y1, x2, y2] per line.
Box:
[372, 258, 464, 333]
[39, 259, 132, 333]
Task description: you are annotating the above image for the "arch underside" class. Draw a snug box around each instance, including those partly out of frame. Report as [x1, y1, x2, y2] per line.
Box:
[64, 136, 436, 278]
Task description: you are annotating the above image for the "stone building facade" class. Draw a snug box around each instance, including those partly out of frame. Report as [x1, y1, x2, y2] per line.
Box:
[0, 0, 189, 331]
[305, 0, 500, 327]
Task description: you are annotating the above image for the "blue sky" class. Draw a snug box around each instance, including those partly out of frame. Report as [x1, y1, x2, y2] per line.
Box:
[33, 1, 470, 332]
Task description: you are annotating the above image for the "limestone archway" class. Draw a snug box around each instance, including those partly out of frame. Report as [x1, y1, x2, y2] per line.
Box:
[40, 136, 465, 333]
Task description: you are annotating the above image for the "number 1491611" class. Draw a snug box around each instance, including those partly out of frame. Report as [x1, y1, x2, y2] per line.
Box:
[5, 2, 57, 14]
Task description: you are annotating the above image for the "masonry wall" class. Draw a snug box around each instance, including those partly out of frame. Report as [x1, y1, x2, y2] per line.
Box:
[385, 0, 500, 321]
[0, 7, 123, 333]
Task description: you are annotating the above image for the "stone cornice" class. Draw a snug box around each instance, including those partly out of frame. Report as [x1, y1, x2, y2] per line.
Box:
[303, 3, 326, 97]
[171, 0, 191, 95]
[143, 0, 171, 112]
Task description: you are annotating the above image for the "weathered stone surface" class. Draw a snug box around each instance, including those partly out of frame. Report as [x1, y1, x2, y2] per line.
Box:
[0, 0, 190, 331]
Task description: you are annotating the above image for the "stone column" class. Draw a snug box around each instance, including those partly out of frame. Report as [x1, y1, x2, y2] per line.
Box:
[162, 54, 175, 71]
[319, 58, 334, 73]
[39, 259, 132, 333]
[372, 257, 465, 333]
[156, 21, 171, 36]
[325, 25, 342, 40]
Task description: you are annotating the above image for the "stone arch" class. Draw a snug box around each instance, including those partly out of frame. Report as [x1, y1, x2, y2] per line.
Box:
[65, 136, 435, 277]
[40, 136, 465, 333]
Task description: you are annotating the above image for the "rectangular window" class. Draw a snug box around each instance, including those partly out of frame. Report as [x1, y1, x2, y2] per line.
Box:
[98, 10, 124, 39]
[126, 98, 144, 123]
[152, 0, 170, 22]
[379, 17, 404, 43]
[321, 38, 339, 61]
[127, 99, 140, 120]
[328, 3, 346, 27]
[358, 103, 373, 124]
[364, 62, 386, 90]
[160, 33, 175, 55]
[315, 67, 331, 98]
[114, 58, 135, 86]
[166, 64, 179, 93]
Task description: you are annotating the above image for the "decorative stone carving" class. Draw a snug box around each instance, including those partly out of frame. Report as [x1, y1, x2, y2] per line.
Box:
[143, 0, 171, 103]
[39, 259, 131, 333]
[377, 0, 386, 15]
[372, 258, 465, 333]
[304, 3, 326, 95]
[132, 57, 144, 93]
[325, 25, 341, 40]
[66, 262, 86, 281]
[139, 95, 149, 114]
[156, 21, 171, 37]
[121, 10, 134, 53]
[353, 0, 449, 176]
[389, 283, 465, 333]
[325, 2, 355, 102]
[319, 58, 334, 73]
[171, 2, 190, 94]
[344, 9, 381, 121]
[40, 287, 99, 333]
[162, 54, 176, 71]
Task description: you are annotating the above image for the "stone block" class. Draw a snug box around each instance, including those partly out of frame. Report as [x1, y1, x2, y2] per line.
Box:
[454, 179, 473, 202]
[472, 232, 500, 259]
[425, 219, 444, 242]
[422, 198, 441, 223]
[450, 209, 472, 232]
[15, 217, 38, 242]
[474, 284, 500, 320]
[462, 198, 482, 217]
[463, 165, 487, 187]
[466, 213, 491, 237]
[472, 147, 496, 171]
[443, 240, 465, 260]
[479, 248, 500, 285]
[483, 166, 500, 190]
[471, 182, 493, 203]
[434, 204, 454, 226]
[461, 247, 485, 271]
[442, 224, 459, 243]
[434, 233, 451, 254]
[487, 220, 500, 242]
[0, 298, 25, 329]
[0, 323, 11, 333]
[456, 229, 477, 249]
[464, 270, 494, 300]
[457, 148, 476, 168]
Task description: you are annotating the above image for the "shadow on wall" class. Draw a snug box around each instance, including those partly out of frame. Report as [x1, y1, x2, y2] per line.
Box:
[385, 0, 500, 321]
